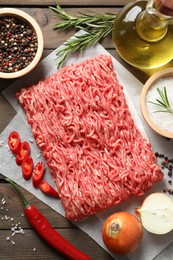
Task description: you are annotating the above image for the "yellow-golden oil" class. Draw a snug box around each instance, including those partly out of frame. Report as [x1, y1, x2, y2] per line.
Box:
[113, 0, 173, 70]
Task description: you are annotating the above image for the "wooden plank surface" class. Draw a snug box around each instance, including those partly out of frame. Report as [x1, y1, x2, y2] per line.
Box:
[1, 1, 172, 260]
[0, 183, 113, 259]
[0, 3, 151, 85]
[0, 2, 123, 259]
[0, 0, 130, 6]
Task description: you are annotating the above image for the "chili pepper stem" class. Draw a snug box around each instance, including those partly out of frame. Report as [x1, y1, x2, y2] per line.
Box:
[5, 178, 29, 208]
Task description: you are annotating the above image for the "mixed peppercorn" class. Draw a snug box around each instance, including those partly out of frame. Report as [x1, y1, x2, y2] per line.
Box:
[0, 16, 38, 73]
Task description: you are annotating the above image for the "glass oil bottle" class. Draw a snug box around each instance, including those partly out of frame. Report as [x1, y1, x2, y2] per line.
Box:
[113, 0, 173, 69]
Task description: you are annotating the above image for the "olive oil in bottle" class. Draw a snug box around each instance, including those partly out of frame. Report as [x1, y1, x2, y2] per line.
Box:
[113, 0, 173, 70]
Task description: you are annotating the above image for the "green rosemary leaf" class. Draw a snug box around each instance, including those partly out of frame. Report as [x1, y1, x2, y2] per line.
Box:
[153, 110, 171, 113]
[164, 86, 170, 107]
[148, 101, 165, 108]
[50, 4, 116, 30]
[155, 99, 167, 107]
[157, 88, 166, 104]
[149, 87, 173, 114]
[49, 5, 74, 21]
[55, 25, 113, 67]
[49, 3, 116, 67]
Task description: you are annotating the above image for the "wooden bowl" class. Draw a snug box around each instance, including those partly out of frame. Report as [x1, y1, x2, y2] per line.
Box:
[140, 68, 173, 139]
[0, 8, 44, 79]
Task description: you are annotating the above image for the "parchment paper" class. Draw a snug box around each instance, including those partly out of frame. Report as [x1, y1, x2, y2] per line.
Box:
[1, 33, 173, 260]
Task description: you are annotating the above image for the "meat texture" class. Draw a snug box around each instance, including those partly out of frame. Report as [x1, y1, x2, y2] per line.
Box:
[16, 54, 164, 221]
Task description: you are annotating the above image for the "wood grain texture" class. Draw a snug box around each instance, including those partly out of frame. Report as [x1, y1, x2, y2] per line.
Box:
[0, 184, 114, 259]
[0, 1, 162, 260]
[15, 7, 118, 49]
[0, 0, 131, 6]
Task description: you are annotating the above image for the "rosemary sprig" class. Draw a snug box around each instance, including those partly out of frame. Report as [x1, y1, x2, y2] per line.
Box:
[149, 87, 173, 114]
[55, 26, 113, 67]
[49, 3, 116, 67]
[49, 4, 116, 31]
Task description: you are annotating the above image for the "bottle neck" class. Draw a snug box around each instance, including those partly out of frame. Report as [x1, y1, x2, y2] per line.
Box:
[136, 0, 172, 42]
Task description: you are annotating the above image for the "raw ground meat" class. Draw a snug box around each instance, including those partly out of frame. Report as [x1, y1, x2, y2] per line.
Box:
[16, 54, 164, 221]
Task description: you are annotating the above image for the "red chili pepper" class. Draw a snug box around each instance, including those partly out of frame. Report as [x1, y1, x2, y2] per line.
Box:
[8, 131, 21, 154]
[39, 180, 60, 198]
[6, 178, 92, 260]
[22, 156, 33, 181]
[16, 141, 30, 166]
[32, 162, 45, 187]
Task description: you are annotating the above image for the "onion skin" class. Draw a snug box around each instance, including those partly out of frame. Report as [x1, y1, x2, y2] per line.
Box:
[102, 212, 143, 255]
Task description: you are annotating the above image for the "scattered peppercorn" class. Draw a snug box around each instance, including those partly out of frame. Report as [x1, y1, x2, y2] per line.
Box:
[0, 16, 38, 73]
[168, 171, 172, 177]
[155, 152, 173, 195]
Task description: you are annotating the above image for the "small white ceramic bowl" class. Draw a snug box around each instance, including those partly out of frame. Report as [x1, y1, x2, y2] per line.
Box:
[140, 68, 173, 139]
[0, 8, 44, 79]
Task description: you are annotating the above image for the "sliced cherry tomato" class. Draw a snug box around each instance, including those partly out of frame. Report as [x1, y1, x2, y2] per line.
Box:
[32, 162, 45, 187]
[16, 141, 30, 166]
[22, 156, 33, 180]
[39, 180, 60, 199]
[8, 131, 21, 154]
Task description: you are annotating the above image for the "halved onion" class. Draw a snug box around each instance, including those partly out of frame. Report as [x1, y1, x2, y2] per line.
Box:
[135, 193, 173, 235]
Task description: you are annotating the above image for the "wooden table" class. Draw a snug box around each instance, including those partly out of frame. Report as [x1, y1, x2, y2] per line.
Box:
[0, 1, 173, 260]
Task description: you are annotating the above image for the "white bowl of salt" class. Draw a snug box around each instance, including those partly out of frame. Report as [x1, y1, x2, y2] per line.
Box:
[140, 68, 173, 139]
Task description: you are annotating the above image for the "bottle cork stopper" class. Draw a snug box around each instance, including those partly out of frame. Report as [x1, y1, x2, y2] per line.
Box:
[155, 0, 173, 16]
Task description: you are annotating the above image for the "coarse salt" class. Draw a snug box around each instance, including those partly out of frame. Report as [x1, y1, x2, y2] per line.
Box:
[29, 138, 34, 143]
[5, 215, 10, 220]
[2, 198, 6, 205]
[1, 197, 26, 246]
[37, 153, 41, 158]
[0, 140, 4, 147]
[146, 76, 173, 133]
[11, 240, 15, 246]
